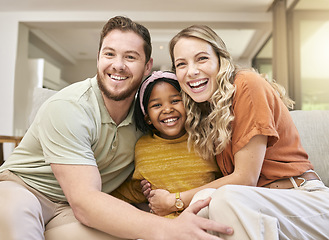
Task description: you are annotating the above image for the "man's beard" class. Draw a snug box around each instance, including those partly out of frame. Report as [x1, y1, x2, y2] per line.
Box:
[97, 72, 140, 101]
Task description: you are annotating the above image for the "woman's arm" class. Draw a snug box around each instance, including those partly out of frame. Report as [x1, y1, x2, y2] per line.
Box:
[144, 135, 267, 215]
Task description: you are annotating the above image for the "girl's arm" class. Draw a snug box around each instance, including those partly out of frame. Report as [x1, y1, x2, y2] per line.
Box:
[144, 135, 267, 216]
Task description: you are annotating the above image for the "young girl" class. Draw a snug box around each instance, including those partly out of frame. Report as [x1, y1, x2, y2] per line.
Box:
[142, 26, 329, 238]
[111, 71, 220, 218]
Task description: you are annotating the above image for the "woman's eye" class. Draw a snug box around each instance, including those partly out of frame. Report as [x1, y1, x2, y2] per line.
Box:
[175, 62, 185, 68]
[199, 56, 208, 61]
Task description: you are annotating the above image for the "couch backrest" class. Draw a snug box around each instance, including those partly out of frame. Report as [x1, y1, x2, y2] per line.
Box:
[290, 110, 329, 186]
[29, 87, 57, 125]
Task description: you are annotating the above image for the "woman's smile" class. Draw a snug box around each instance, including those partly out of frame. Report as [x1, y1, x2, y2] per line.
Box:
[187, 78, 209, 92]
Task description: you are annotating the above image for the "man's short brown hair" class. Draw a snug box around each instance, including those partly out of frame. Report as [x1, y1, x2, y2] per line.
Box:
[98, 16, 152, 63]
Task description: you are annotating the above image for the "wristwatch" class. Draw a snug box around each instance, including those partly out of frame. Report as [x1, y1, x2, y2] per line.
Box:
[175, 192, 184, 211]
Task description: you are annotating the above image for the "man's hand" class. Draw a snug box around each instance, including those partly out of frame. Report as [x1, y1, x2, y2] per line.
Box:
[141, 180, 233, 239]
[164, 197, 234, 240]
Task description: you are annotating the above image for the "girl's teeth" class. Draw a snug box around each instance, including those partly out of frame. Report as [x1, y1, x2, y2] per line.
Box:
[163, 118, 177, 123]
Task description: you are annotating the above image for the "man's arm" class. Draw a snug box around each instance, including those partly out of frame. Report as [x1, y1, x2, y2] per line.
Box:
[51, 164, 233, 240]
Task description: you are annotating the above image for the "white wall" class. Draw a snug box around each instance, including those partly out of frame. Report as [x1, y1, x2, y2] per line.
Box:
[0, 15, 19, 158]
[14, 23, 32, 136]
[0, 11, 109, 158]
[0, 14, 19, 136]
[62, 59, 97, 83]
[28, 40, 65, 71]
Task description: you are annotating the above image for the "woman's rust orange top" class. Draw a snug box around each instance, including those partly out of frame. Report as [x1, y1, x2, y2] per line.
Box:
[216, 70, 313, 187]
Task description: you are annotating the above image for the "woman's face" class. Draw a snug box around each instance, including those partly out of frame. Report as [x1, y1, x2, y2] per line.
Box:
[173, 37, 220, 103]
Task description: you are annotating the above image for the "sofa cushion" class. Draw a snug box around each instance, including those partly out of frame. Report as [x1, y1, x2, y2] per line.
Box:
[290, 110, 329, 186]
[29, 87, 57, 125]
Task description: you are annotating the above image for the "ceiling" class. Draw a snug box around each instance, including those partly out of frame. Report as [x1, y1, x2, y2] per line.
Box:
[1, 0, 318, 71]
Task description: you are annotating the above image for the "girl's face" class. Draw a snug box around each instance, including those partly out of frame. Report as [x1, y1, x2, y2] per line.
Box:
[173, 37, 220, 103]
[145, 81, 186, 139]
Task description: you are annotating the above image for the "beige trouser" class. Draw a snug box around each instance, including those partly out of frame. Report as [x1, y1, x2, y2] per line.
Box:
[191, 181, 329, 240]
[0, 170, 129, 240]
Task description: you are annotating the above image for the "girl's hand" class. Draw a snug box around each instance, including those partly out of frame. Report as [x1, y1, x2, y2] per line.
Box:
[141, 180, 177, 215]
[141, 179, 152, 199]
[148, 189, 176, 216]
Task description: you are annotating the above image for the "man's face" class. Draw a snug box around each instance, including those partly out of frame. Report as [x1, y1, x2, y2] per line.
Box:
[97, 29, 152, 101]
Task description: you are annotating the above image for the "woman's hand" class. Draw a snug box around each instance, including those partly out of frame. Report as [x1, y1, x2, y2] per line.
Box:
[148, 189, 176, 216]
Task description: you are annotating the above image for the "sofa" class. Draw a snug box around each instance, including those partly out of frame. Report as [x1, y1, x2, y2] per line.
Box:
[290, 110, 329, 186]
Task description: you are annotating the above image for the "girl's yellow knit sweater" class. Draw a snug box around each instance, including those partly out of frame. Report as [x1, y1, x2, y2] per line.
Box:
[111, 133, 220, 217]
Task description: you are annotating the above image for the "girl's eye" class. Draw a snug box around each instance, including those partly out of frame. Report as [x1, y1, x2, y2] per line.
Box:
[172, 99, 182, 104]
[150, 103, 161, 108]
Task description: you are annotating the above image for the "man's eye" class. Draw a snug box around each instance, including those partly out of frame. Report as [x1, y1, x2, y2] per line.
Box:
[126, 55, 136, 60]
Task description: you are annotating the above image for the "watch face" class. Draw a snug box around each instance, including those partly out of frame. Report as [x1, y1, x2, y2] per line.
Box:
[175, 199, 184, 209]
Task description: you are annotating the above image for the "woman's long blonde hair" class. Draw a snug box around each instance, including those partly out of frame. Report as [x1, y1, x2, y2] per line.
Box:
[169, 25, 294, 160]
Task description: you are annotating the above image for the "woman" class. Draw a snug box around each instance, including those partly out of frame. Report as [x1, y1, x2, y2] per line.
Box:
[142, 25, 329, 239]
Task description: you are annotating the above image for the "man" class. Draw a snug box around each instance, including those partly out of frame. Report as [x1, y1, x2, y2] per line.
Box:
[0, 16, 233, 240]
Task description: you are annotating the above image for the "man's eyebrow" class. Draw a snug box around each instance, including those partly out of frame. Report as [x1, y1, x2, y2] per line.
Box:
[125, 50, 141, 57]
[101, 47, 141, 57]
